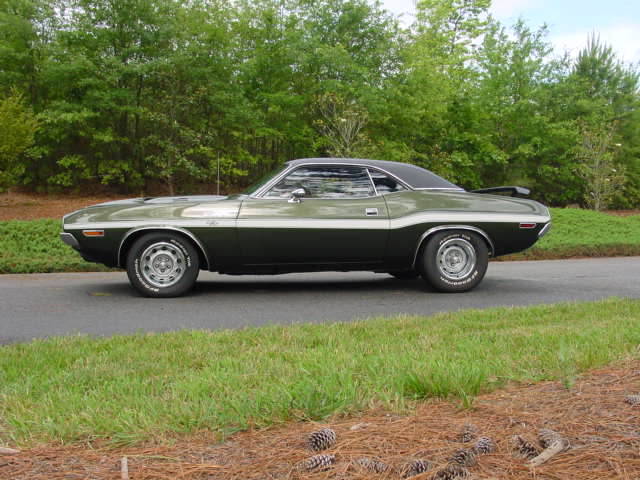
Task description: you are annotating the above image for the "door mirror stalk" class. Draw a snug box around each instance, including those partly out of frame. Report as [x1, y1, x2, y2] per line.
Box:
[288, 188, 306, 203]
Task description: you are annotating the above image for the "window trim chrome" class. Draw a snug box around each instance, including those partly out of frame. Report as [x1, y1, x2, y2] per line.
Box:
[412, 225, 495, 268]
[252, 162, 415, 199]
[367, 167, 412, 194]
[365, 168, 379, 196]
[413, 187, 465, 191]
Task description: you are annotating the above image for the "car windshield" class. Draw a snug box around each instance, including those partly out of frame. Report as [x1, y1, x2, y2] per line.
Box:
[242, 165, 287, 195]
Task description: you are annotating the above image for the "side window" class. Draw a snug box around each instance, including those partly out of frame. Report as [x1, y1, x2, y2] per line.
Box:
[264, 166, 375, 199]
[368, 169, 408, 194]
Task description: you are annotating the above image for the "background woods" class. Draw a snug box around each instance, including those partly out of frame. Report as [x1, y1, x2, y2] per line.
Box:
[0, 0, 638, 208]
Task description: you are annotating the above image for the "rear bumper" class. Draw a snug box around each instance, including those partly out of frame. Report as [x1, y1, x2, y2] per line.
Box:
[60, 232, 80, 249]
[538, 222, 552, 238]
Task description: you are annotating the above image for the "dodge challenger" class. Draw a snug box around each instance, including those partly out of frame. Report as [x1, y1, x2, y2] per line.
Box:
[60, 158, 551, 297]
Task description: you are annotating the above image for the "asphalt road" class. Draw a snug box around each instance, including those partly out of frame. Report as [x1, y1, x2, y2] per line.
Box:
[1, 257, 639, 344]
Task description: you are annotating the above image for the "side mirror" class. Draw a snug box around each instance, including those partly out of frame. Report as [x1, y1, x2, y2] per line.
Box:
[288, 188, 306, 203]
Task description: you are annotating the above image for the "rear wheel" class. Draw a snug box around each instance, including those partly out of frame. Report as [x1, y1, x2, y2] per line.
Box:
[126, 232, 200, 297]
[419, 230, 488, 292]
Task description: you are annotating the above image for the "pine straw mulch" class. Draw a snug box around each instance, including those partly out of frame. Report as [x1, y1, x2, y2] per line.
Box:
[2, 360, 640, 480]
[0, 192, 121, 221]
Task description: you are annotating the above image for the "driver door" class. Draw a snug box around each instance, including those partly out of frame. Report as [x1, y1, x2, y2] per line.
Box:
[237, 165, 389, 266]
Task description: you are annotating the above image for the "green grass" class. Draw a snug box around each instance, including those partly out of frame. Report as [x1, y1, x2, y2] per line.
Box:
[0, 208, 639, 274]
[505, 208, 640, 260]
[0, 219, 111, 274]
[1, 298, 639, 446]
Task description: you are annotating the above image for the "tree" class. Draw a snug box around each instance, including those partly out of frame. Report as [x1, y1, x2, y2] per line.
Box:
[0, 0, 58, 106]
[414, 0, 490, 62]
[0, 90, 39, 190]
[399, 0, 492, 187]
[314, 92, 369, 157]
[473, 20, 573, 199]
[570, 35, 640, 207]
[0, 0, 638, 203]
[575, 122, 625, 211]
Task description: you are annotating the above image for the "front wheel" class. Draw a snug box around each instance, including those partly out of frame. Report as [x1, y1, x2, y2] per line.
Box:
[419, 230, 488, 293]
[126, 232, 200, 297]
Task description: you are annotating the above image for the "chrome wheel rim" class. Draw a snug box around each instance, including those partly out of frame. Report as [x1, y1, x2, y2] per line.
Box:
[436, 238, 476, 280]
[140, 242, 186, 288]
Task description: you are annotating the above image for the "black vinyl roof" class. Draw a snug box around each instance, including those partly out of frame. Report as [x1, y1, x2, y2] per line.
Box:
[286, 158, 461, 190]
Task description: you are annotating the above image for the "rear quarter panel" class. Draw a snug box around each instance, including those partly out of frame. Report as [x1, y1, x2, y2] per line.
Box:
[383, 190, 550, 267]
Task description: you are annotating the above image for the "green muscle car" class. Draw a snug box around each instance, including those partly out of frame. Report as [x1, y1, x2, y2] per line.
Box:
[60, 158, 551, 297]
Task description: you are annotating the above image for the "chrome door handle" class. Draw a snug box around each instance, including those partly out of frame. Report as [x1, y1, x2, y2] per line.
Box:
[365, 208, 378, 216]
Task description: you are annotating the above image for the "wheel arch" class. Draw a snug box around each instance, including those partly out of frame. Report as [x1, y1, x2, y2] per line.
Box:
[118, 227, 211, 270]
[412, 225, 494, 268]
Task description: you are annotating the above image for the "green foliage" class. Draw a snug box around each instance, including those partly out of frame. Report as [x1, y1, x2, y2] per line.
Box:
[507, 208, 640, 259]
[0, 219, 111, 273]
[0, 0, 638, 205]
[538, 208, 640, 250]
[569, 35, 640, 207]
[575, 122, 626, 210]
[313, 92, 371, 157]
[0, 90, 38, 190]
[415, 0, 490, 64]
[0, 298, 638, 444]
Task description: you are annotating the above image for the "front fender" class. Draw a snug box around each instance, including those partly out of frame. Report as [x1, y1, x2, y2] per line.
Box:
[117, 226, 211, 270]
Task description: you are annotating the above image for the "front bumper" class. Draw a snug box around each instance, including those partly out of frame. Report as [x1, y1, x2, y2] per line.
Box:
[60, 232, 80, 249]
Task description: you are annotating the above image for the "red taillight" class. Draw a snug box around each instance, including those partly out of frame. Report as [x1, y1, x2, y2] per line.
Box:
[519, 223, 537, 229]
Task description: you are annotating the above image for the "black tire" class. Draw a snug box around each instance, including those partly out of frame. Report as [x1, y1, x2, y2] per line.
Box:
[389, 271, 419, 279]
[419, 230, 488, 293]
[126, 232, 200, 297]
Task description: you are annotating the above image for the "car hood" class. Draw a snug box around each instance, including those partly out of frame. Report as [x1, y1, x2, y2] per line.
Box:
[63, 195, 244, 226]
[89, 195, 229, 207]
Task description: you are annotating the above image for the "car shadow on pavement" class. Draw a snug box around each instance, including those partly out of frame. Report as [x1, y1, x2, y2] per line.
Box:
[191, 275, 434, 295]
[73, 273, 544, 298]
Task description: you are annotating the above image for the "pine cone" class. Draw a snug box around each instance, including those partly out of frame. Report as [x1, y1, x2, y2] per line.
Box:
[510, 435, 539, 459]
[402, 459, 431, 478]
[300, 454, 335, 471]
[448, 448, 477, 467]
[431, 463, 470, 479]
[307, 428, 337, 451]
[538, 428, 562, 449]
[473, 436, 496, 455]
[458, 422, 478, 443]
[357, 457, 390, 474]
[625, 394, 640, 406]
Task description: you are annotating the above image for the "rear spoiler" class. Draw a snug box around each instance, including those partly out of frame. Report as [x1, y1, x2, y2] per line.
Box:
[470, 186, 530, 197]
